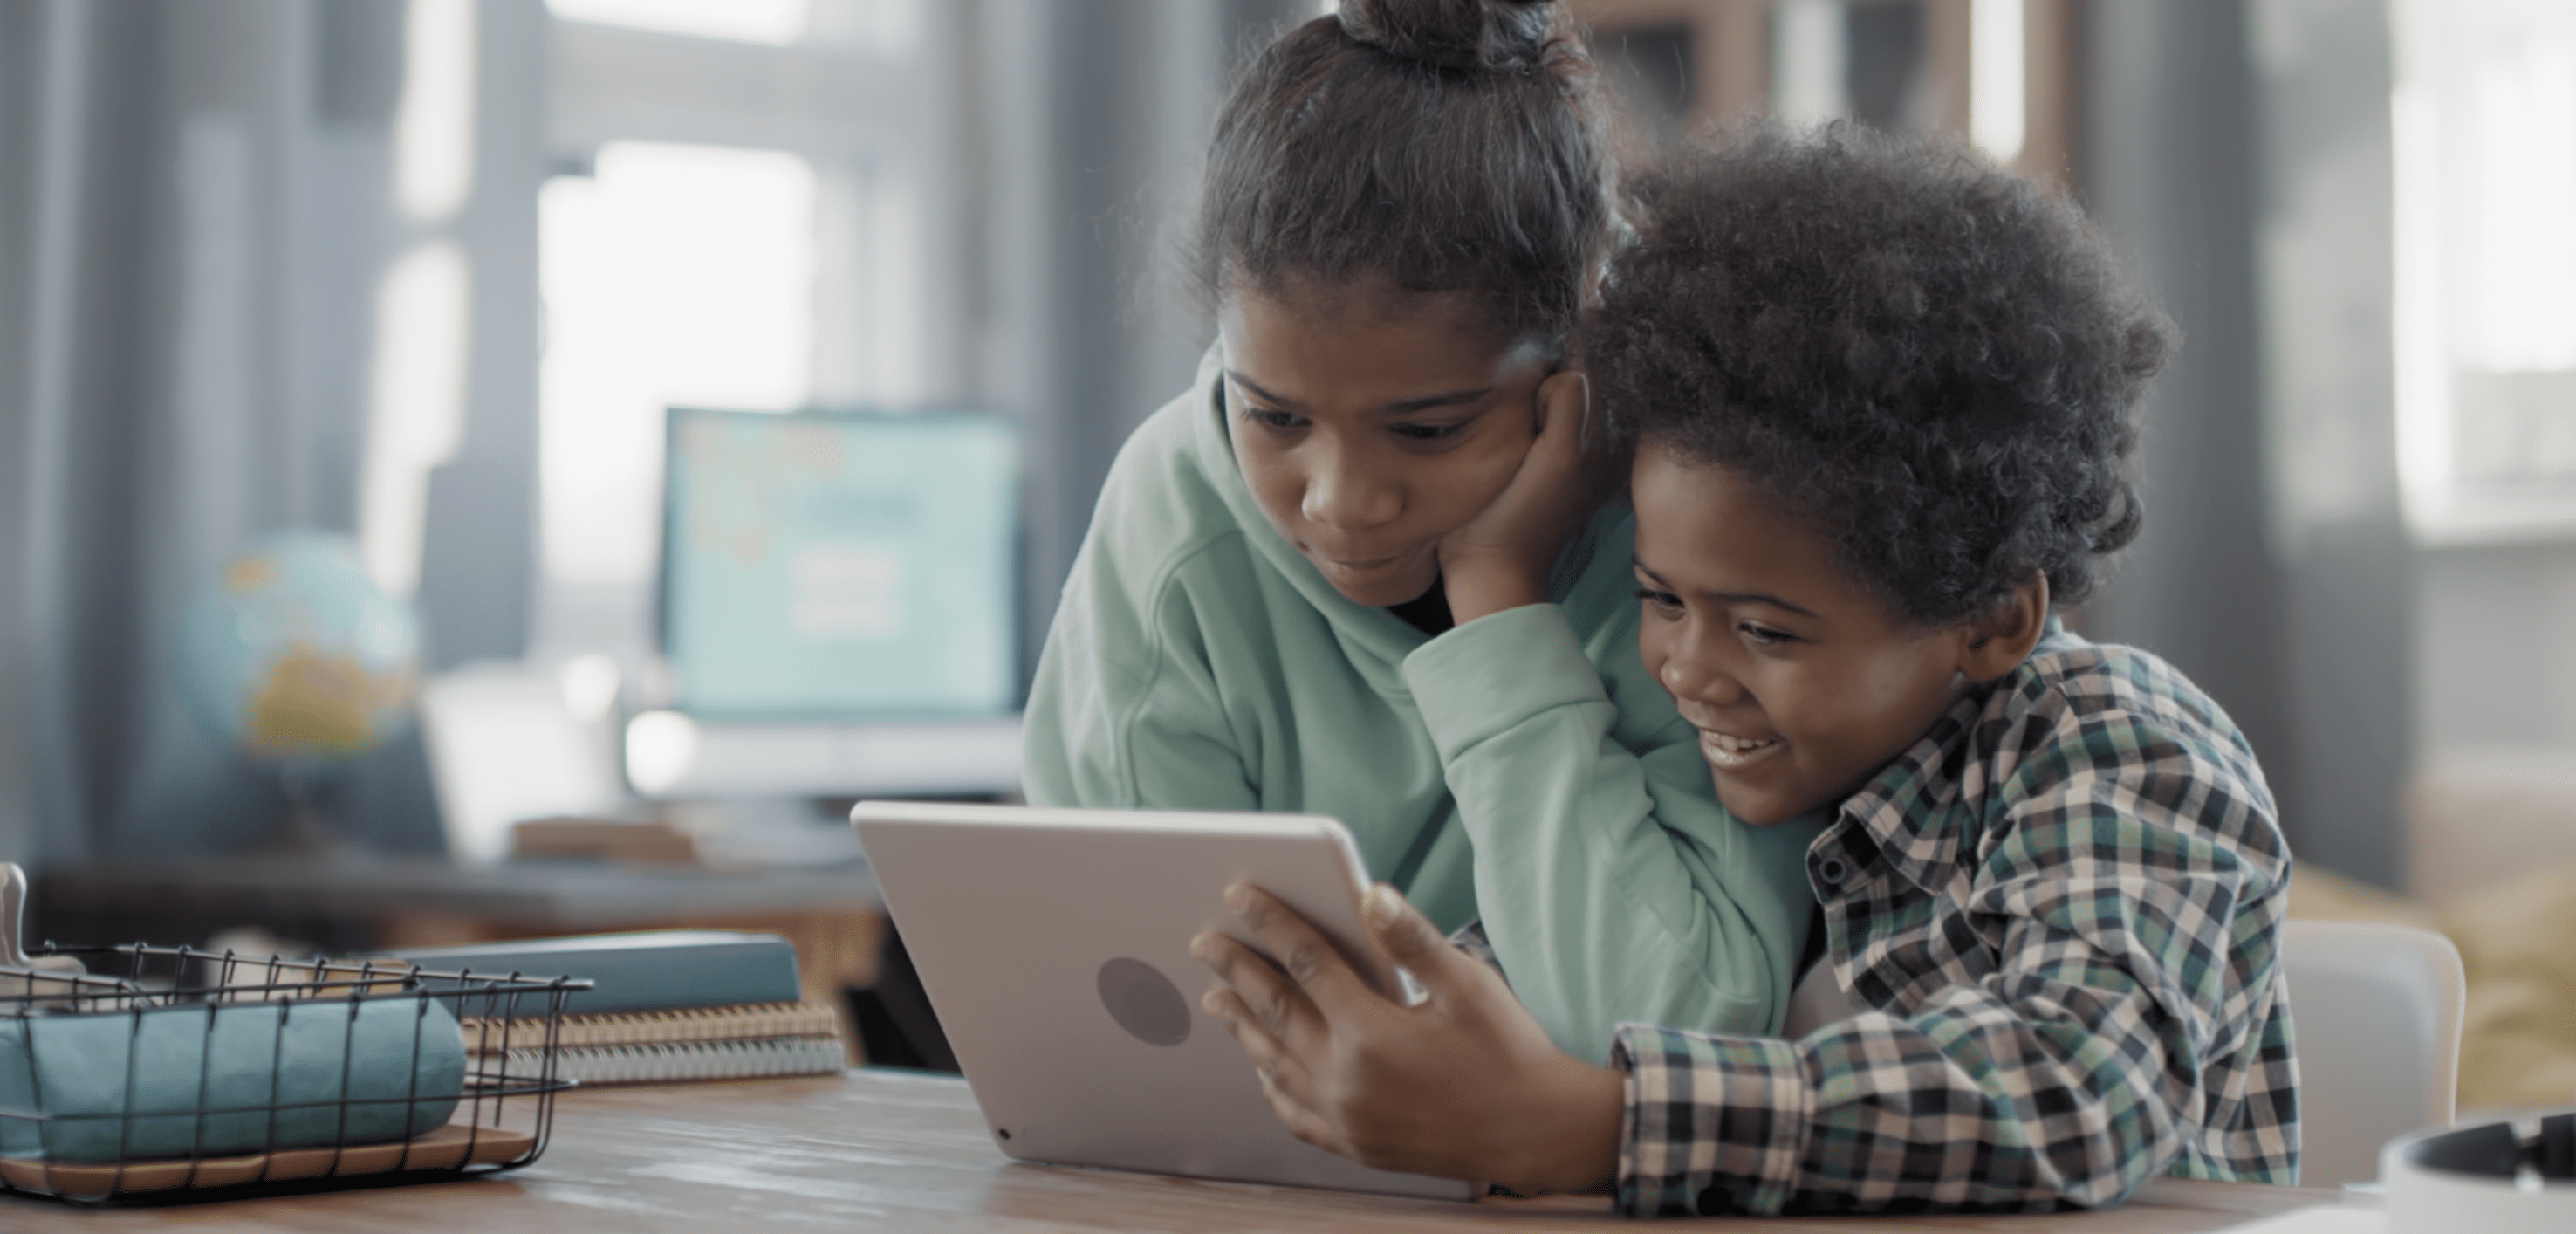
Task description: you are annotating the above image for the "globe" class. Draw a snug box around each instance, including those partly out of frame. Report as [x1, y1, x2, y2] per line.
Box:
[175, 531, 422, 766]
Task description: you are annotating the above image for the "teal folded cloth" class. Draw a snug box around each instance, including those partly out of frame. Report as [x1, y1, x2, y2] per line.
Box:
[0, 997, 463, 1162]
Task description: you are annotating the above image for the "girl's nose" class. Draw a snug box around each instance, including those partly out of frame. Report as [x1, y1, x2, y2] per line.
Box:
[1299, 447, 1401, 531]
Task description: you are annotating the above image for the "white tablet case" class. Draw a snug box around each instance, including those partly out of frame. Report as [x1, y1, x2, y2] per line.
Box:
[850, 801, 1478, 1202]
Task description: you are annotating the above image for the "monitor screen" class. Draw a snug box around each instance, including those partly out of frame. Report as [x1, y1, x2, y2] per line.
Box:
[661, 408, 1019, 720]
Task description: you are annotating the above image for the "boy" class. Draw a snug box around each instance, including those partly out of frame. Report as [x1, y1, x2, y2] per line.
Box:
[1189, 124, 2298, 1217]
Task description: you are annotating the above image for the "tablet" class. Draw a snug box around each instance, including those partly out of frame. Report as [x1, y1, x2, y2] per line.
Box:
[848, 800, 1478, 1201]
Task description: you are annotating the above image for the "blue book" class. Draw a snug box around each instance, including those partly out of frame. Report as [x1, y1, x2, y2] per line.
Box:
[380, 929, 803, 1017]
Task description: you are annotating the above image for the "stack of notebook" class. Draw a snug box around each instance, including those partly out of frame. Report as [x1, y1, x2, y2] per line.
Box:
[385, 930, 846, 1087]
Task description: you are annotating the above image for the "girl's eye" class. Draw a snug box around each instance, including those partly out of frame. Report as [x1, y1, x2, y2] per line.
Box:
[1632, 586, 1682, 614]
[1243, 407, 1302, 431]
[1390, 422, 1464, 442]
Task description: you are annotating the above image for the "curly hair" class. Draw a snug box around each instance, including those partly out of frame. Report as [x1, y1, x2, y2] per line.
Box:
[1588, 122, 2173, 627]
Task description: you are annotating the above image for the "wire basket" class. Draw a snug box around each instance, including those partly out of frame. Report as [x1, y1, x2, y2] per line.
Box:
[0, 943, 590, 1204]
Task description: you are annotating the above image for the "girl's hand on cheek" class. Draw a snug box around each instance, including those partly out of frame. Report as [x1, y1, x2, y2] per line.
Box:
[1437, 370, 1606, 624]
[1188, 881, 1623, 1196]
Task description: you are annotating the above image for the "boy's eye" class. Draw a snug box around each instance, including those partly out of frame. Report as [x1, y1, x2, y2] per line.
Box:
[1632, 586, 1682, 613]
[1737, 620, 1792, 646]
[1390, 421, 1465, 442]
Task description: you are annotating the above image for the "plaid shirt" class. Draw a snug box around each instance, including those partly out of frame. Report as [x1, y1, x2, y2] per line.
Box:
[1471, 628, 2299, 1217]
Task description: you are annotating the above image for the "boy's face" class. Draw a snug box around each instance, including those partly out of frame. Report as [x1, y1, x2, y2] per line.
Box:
[1630, 447, 1998, 826]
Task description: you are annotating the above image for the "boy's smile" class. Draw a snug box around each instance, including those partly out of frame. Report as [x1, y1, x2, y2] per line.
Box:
[1698, 729, 1784, 771]
[1629, 447, 2045, 826]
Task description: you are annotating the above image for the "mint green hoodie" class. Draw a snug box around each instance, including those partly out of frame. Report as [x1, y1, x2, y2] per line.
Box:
[1024, 357, 1819, 1062]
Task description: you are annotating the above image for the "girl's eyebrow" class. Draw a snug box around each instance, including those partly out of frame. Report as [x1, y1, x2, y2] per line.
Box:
[1381, 388, 1492, 415]
[1631, 557, 1819, 618]
[1224, 371, 1492, 417]
[1224, 371, 1297, 409]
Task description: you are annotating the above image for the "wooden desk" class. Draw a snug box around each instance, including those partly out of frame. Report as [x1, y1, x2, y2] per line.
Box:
[0, 1070, 2343, 1232]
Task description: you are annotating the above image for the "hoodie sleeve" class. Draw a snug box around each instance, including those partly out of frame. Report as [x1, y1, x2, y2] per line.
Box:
[1401, 601, 1819, 1066]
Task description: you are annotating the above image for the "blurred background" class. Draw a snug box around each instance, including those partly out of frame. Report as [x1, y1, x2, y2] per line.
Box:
[0, 0, 2572, 1093]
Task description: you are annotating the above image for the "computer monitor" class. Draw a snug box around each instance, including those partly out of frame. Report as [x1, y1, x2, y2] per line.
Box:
[660, 408, 1019, 722]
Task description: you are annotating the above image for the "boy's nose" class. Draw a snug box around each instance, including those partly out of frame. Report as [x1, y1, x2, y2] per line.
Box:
[1660, 654, 1744, 707]
[1659, 656, 1698, 696]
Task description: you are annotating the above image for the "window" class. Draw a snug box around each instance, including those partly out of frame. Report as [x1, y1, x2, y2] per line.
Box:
[540, 141, 819, 586]
[534, 0, 929, 659]
[2394, 0, 2576, 541]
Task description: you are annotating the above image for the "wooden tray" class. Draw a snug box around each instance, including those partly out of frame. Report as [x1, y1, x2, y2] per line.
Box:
[0, 1123, 536, 1197]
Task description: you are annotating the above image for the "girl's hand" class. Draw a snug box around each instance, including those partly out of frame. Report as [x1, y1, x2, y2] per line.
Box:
[1189, 881, 1623, 1196]
[1436, 370, 1607, 624]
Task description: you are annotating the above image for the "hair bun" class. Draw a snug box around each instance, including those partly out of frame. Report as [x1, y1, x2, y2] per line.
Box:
[1336, 0, 1558, 72]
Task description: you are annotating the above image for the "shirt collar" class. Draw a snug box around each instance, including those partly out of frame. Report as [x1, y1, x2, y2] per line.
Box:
[1828, 618, 2076, 895]
[1833, 689, 1985, 895]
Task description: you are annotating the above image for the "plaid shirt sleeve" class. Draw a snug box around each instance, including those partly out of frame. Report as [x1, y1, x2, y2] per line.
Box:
[1607, 648, 2296, 1217]
[1449, 920, 1504, 977]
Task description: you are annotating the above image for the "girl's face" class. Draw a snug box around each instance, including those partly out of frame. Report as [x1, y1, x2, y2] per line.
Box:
[1218, 280, 1552, 608]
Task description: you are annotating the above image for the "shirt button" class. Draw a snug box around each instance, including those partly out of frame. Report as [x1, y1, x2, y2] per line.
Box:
[1815, 856, 1851, 886]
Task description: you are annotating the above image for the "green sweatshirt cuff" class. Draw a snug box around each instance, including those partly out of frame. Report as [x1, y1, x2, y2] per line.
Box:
[1401, 602, 1606, 761]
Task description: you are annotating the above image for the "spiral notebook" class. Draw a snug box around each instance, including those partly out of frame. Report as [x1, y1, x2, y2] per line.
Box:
[461, 1000, 845, 1086]
[392, 932, 847, 1087]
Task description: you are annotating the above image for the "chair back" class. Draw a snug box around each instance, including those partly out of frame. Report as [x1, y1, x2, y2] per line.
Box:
[2279, 918, 2466, 1186]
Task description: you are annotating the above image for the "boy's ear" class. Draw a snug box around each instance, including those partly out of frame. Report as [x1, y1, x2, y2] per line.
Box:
[1957, 572, 2050, 684]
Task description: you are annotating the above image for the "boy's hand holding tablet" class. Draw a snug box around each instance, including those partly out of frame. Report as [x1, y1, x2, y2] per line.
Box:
[1191, 880, 1621, 1196]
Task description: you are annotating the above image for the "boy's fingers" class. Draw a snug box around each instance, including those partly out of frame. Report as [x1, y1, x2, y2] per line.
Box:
[1201, 986, 1293, 1078]
[1192, 928, 1318, 1044]
[1208, 989, 1332, 1121]
[1228, 883, 1380, 1018]
[1361, 883, 1485, 1000]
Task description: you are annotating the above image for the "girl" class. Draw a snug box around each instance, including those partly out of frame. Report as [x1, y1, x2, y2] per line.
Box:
[1022, 0, 1816, 1062]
